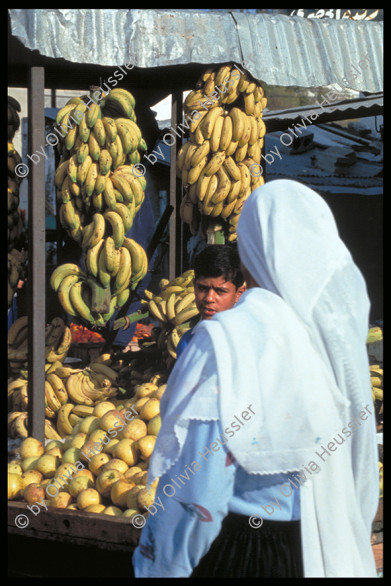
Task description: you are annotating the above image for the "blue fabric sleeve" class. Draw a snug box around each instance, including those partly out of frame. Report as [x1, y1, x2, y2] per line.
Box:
[132, 419, 235, 577]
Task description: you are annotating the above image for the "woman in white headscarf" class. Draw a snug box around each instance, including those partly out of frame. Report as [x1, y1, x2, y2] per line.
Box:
[132, 179, 379, 578]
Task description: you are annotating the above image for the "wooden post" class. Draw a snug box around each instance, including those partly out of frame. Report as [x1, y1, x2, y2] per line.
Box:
[169, 91, 183, 280]
[27, 67, 46, 443]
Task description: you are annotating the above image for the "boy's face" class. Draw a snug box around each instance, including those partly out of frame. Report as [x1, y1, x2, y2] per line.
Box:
[193, 275, 244, 320]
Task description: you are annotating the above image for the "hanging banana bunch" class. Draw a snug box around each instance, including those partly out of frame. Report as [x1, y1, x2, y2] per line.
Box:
[114, 269, 199, 370]
[177, 63, 266, 241]
[52, 88, 149, 327]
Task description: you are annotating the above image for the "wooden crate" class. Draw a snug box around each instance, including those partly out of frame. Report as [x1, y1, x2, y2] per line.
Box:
[8, 501, 141, 577]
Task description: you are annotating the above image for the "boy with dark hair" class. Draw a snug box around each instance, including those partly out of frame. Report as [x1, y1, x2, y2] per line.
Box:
[176, 244, 245, 357]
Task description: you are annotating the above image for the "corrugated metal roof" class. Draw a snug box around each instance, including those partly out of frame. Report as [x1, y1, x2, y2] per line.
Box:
[8, 9, 383, 92]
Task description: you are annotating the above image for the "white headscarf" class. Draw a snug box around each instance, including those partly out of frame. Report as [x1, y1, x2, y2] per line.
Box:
[149, 179, 379, 576]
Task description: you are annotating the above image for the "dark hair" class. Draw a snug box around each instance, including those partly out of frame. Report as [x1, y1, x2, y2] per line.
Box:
[193, 244, 244, 289]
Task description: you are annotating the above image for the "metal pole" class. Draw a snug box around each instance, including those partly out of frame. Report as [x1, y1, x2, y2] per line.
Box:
[27, 67, 46, 443]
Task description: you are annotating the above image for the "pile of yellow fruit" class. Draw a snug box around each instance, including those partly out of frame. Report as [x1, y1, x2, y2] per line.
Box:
[8, 376, 166, 521]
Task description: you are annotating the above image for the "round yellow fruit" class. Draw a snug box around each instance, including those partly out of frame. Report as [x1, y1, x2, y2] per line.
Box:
[45, 447, 63, 459]
[36, 454, 60, 478]
[62, 447, 82, 465]
[122, 508, 140, 519]
[99, 410, 125, 433]
[95, 469, 123, 498]
[103, 438, 120, 455]
[88, 428, 110, 445]
[8, 461, 23, 476]
[22, 482, 45, 504]
[132, 397, 150, 413]
[84, 503, 106, 513]
[47, 492, 72, 509]
[79, 416, 101, 435]
[68, 474, 94, 498]
[139, 398, 160, 421]
[63, 432, 87, 451]
[103, 505, 123, 516]
[77, 488, 102, 510]
[88, 452, 111, 476]
[154, 384, 167, 400]
[110, 478, 136, 508]
[19, 437, 45, 460]
[136, 383, 158, 399]
[21, 469, 43, 488]
[147, 415, 161, 436]
[102, 458, 129, 475]
[124, 466, 144, 481]
[8, 473, 23, 500]
[136, 435, 156, 460]
[45, 440, 64, 453]
[121, 418, 147, 441]
[93, 401, 117, 418]
[126, 485, 144, 509]
[113, 438, 139, 467]
[21, 456, 41, 472]
[137, 486, 156, 510]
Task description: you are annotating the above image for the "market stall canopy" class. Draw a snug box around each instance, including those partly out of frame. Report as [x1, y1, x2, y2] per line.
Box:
[9, 8, 383, 93]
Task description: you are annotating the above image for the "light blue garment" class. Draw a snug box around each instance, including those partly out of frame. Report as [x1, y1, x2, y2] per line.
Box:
[175, 327, 194, 358]
[132, 417, 300, 577]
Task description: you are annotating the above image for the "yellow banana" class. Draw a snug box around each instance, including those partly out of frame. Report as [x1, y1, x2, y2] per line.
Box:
[88, 132, 101, 162]
[113, 246, 132, 293]
[210, 115, 224, 153]
[148, 299, 166, 323]
[93, 118, 106, 147]
[122, 237, 147, 282]
[188, 157, 208, 185]
[50, 263, 86, 292]
[113, 201, 134, 233]
[56, 103, 77, 126]
[110, 173, 134, 204]
[175, 292, 196, 315]
[79, 114, 91, 143]
[234, 143, 248, 163]
[46, 373, 69, 405]
[211, 166, 231, 204]
[238, 114, 252, 147]
[85, 162, 99, 197]
[77, 142, 90, 164]
[229, 107, 245, 142]
[195, 168, 212, 202]
[89, 361, 119, 382]
[102, 116, 118, 142]
[69, 281, 95, 323]
[166, 292, 178, 322]
[200, 107, 224, 140]
[215, 64, 232, 87]
[219, 114, 233, 152]
[223, 156, 242, 182]
[54, 158, 70, 189]
[86, 102, 101, 129]
[204, 151, 226, 177]
[56, 403, 75, 436]
[102, 177, 117, 211]
[57, 274, 80, 316]
[77, 155, 93, 185]
[98, 247, 112, 288]
[103, 235, 120, 274]
[104, 210, 125, 248]
[45, 380, 62, 413]
[173, 304, 199, 326]
[190, 141, 211, 169]
[85, 238, 105, 278]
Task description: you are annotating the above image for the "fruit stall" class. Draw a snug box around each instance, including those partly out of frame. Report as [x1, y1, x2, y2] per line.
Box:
[8, 9, 383, 577]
